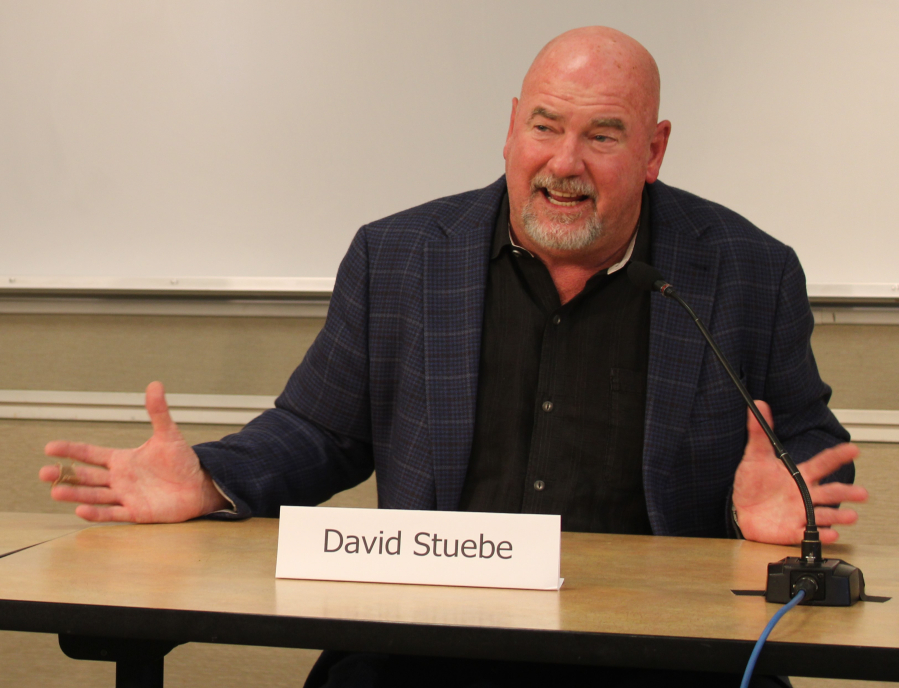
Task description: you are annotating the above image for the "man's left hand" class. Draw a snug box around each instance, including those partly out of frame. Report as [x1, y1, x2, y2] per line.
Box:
[732, 401, 868, 545]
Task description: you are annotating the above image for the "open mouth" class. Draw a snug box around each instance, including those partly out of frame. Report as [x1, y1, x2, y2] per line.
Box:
[541, 188, 591, 207]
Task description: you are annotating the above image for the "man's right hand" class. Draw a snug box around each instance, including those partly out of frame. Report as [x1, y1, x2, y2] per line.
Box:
[40, 381, 230, 522]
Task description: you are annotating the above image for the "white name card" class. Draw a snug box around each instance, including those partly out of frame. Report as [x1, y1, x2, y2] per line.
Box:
[276, 506, 562, 591]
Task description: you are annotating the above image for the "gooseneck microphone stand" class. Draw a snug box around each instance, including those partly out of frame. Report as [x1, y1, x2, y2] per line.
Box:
[627, 261, 864, 606]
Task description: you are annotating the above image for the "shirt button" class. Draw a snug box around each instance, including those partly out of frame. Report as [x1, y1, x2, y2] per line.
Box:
[551, 314, 561, 325]
[534, 480, 545, 491]
[542, 400, 553, 412]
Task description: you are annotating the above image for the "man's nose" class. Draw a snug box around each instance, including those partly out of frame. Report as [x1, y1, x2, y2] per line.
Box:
[545, 134, 585, 178]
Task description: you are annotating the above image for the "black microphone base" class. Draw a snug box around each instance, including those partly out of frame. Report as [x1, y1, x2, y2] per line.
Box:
[766, 557, 862, 606]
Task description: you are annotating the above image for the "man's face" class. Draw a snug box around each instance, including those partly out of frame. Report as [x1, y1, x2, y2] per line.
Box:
[503, 54, 668, 259]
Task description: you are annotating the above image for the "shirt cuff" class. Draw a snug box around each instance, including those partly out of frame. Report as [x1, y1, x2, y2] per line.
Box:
[209, 479, 238, 515]
[731, 502, 745, 540]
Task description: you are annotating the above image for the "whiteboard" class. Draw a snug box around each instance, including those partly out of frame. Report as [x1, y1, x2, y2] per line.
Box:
[1, 0, 897, 297]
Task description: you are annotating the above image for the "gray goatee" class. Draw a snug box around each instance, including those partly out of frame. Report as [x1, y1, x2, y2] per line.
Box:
[520, 175, 603, 251]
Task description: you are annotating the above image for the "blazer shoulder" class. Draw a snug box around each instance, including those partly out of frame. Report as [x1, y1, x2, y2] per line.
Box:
[649, 180, 792, 256]
[359, 177, 506, 246]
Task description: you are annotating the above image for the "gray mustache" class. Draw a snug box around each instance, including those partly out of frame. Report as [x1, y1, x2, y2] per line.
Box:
[530, 175, 596, 199]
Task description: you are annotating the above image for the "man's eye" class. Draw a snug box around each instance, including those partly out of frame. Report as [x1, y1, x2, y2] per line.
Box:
[595, 135, 611, 142]
[535, 125, 550, 132]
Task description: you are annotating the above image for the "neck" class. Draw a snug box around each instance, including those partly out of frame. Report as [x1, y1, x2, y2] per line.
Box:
[509, 225, 637, 305]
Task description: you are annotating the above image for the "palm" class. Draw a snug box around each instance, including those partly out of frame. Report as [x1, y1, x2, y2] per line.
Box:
[733, 432, 808, 544]
[101, 437, 206, 522]
[41, 382, 226, 523]
[732, 401, 867, 545]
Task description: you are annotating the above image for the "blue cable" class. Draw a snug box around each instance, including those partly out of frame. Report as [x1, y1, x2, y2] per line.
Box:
[740, 589, 807, 688]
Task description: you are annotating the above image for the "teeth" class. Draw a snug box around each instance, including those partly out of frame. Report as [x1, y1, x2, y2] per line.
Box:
[544, 189, 585, 206]
[547, 196, 580, 206]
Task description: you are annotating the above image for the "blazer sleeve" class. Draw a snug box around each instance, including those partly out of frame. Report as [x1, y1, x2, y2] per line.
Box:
[761, 246, 852, 482]
[724, 246, 850, 539]
[194, 229, 376, 518]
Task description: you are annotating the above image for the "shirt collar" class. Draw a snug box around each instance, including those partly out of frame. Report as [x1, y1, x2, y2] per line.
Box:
[606, 228, 638, 275]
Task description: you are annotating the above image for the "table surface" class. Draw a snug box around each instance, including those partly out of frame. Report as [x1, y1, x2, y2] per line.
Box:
[0, 515, 896, 680]
[0, 512, 92, 557]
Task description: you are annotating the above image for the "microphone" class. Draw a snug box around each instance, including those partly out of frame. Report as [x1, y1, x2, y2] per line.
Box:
[627, 261, 864, 606]
[626, 261, 672, 295]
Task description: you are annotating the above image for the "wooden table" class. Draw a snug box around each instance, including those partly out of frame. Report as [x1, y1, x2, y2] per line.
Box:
[0, 512, 91, 557]
[0, 515, 896, 686]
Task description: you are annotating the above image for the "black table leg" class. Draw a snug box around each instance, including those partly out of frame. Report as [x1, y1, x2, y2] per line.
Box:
[58, 634, 180, 688]
[115, 656, 164, 688]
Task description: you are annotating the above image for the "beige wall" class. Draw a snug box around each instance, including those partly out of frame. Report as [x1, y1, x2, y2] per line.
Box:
[0, 313, 896, 687]
[812, 325, 899, 411]
[0, 313, 324, 395]
[2, 314, 896, 403]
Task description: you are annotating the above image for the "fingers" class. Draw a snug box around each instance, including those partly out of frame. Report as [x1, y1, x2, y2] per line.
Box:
[801, 507, 861, 545]
[39, 463, 110, 487]
[747, 400, 774, 432]
[44, 473, 133, 522]
[49, 484, 117, 505]
[38, 465, 55, 484]
[810, 481, 868, 506]
[145, 381, 181, 442]
[74, 504, 133, 522]
[44, 441, 113, 467]
[799, 443, 860, 484]
[815, 506, 859, 529]
[782, 509, 859, 546]
[817, 527, 841, 545]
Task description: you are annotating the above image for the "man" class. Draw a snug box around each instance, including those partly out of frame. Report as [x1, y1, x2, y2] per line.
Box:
[41, 26, 866, 686]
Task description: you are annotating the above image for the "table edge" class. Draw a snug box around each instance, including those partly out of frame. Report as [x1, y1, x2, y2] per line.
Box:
[0, 599, 895, 681]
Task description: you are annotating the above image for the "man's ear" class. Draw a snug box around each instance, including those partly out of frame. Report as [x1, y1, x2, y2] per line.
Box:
[503, 97, 519, 161]
[645, 120, 671, 183]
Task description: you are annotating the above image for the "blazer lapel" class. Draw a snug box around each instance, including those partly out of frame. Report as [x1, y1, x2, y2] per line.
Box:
[422, 184, 501, 510]
[643, 184, 719, 533]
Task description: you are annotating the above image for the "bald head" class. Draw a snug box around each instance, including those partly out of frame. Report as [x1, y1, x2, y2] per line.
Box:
[502, 26, 670, 271]
[523, 27, 661, 128]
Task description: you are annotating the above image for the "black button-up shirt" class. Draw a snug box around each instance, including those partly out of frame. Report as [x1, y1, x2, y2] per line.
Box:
[459, 188, 653, 534]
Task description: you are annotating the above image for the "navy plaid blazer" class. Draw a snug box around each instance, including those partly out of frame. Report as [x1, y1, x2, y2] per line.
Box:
[196, 177, 850, 537]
